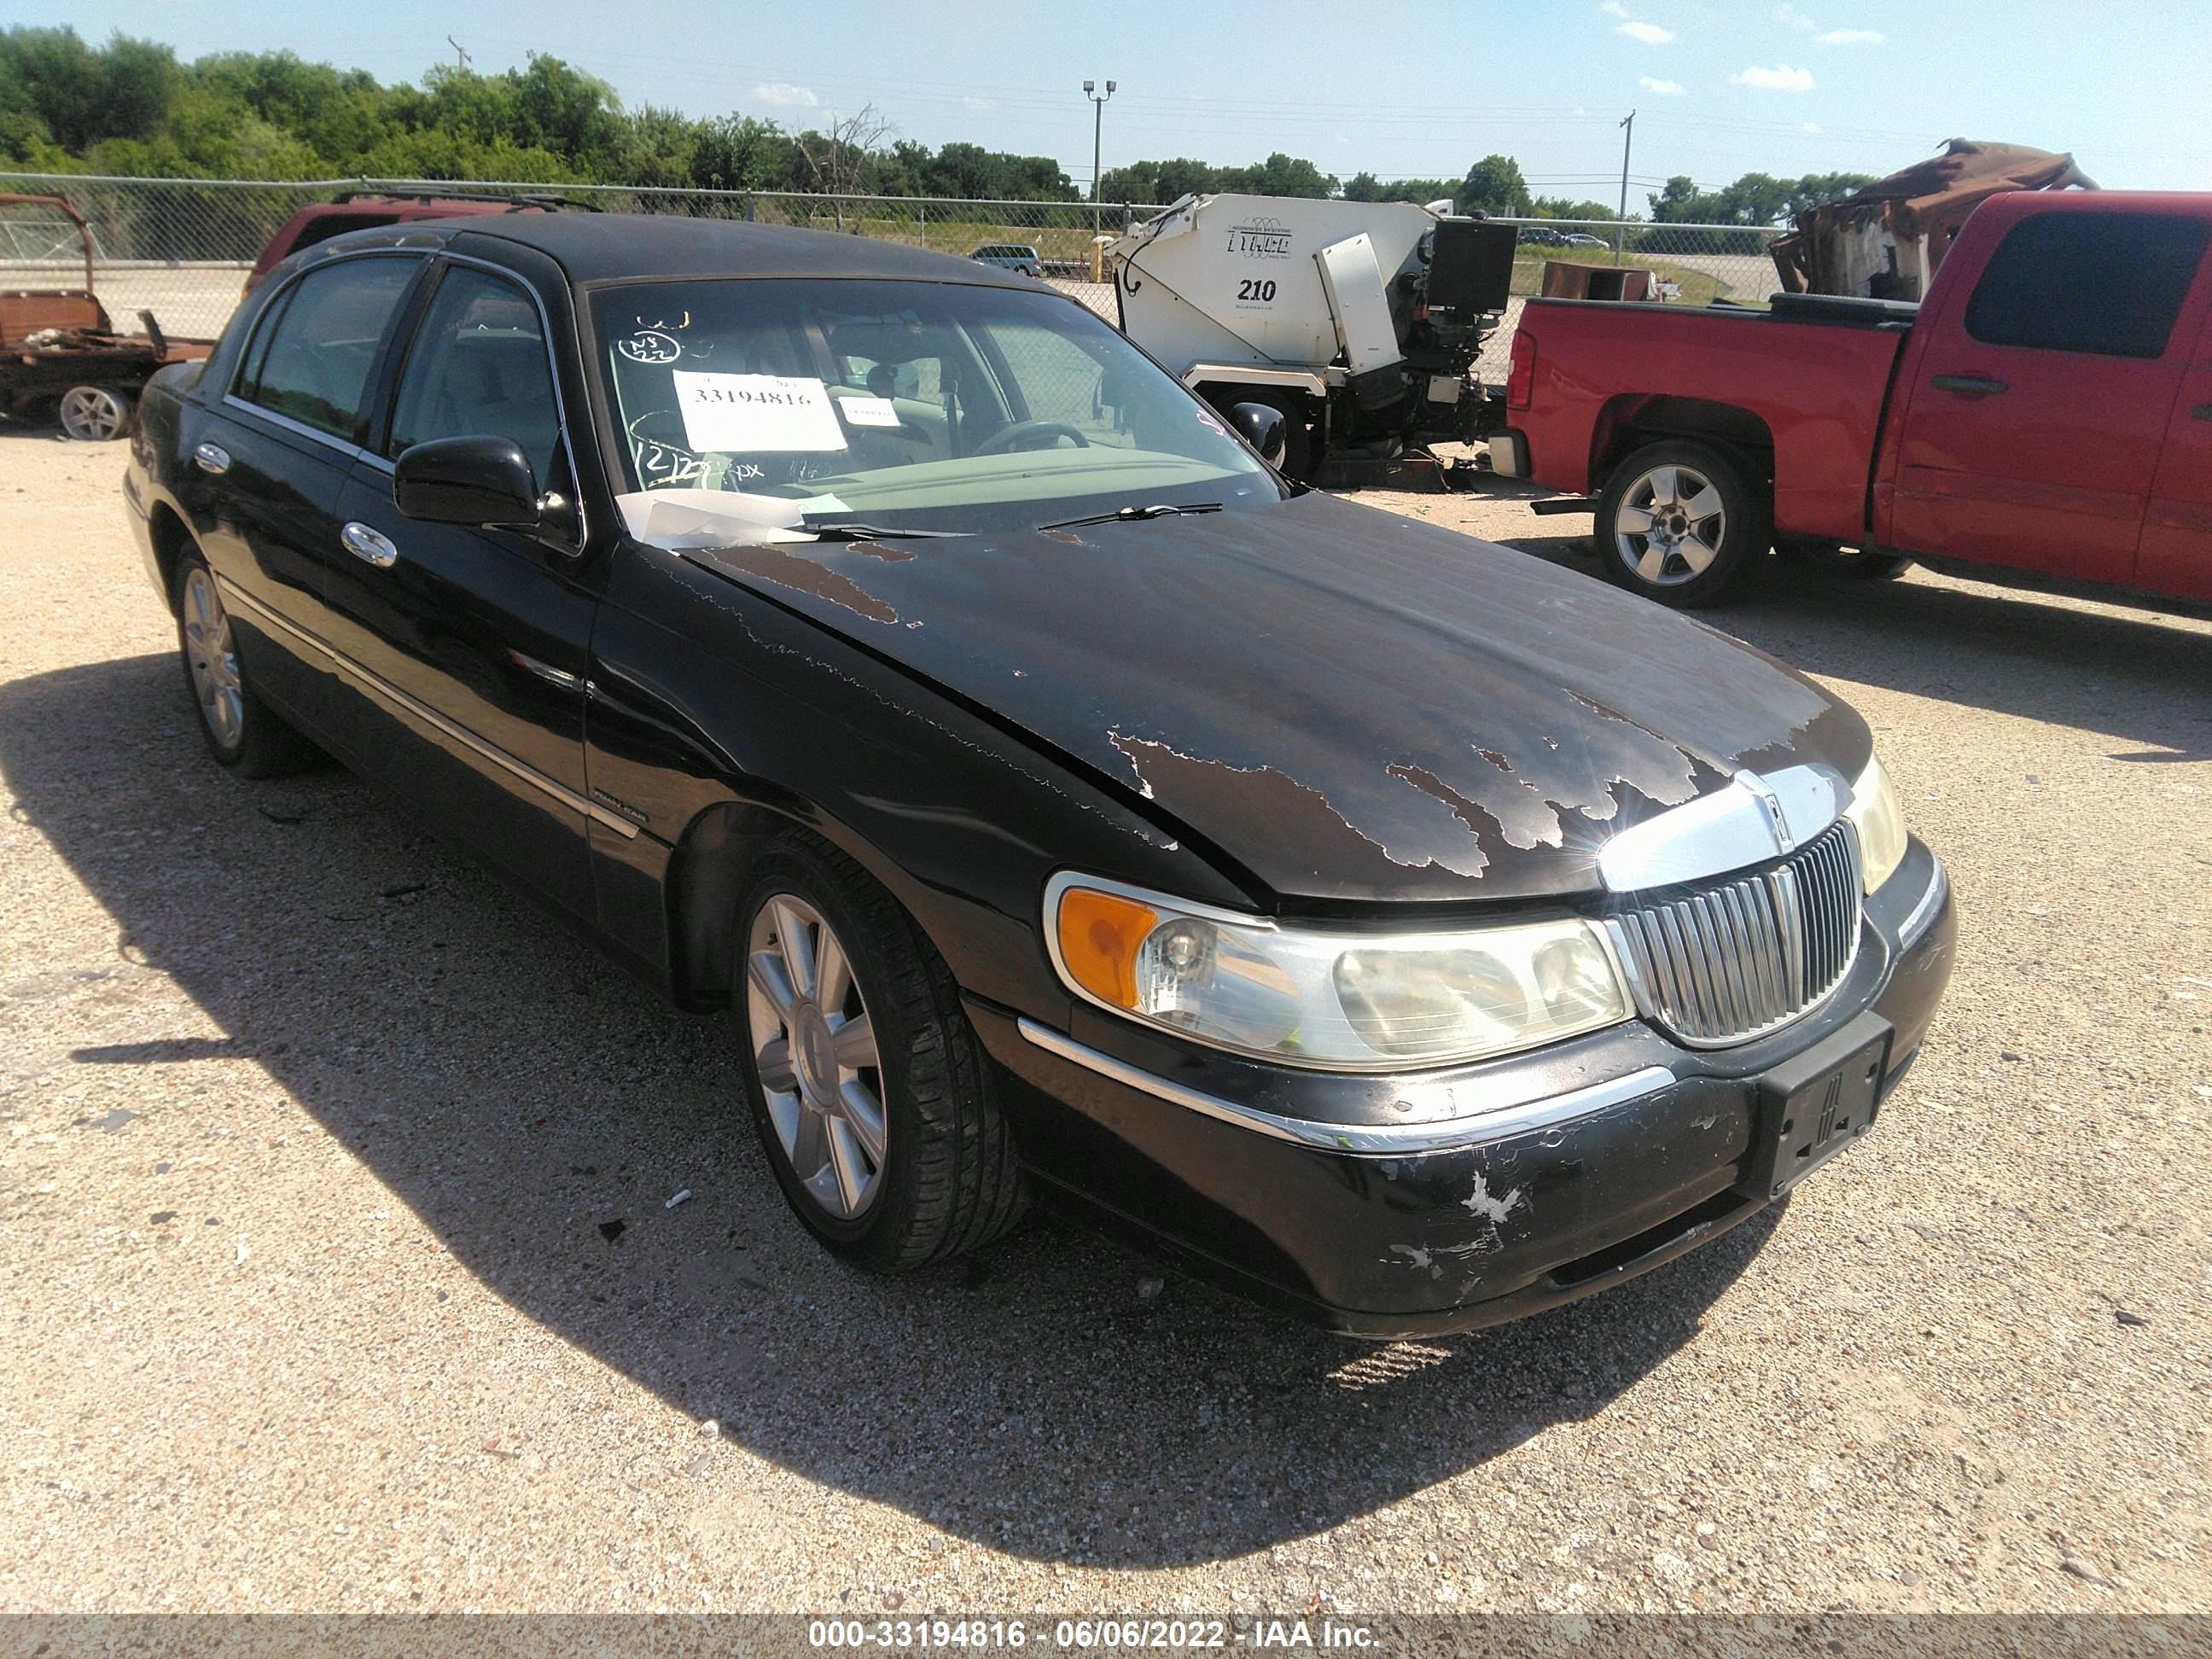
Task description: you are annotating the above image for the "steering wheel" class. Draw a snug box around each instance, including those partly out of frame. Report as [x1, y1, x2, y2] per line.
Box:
[972, 420, 1092, 456]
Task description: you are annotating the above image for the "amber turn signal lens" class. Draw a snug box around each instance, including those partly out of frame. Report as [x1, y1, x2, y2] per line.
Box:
[1055, 887, 1159, 1010]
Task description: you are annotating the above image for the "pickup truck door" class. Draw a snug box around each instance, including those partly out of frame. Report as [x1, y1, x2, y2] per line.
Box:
[182, 253, 426, 732]
[2137, 304, 2212, 602]
[316, 255, 604, 922]
[1884, 204, 2212, 585]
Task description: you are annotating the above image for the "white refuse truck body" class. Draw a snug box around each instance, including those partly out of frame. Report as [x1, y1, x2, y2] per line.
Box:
[1107, 193, 1516, 478]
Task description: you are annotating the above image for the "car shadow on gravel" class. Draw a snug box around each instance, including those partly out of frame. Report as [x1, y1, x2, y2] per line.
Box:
[3, 651, 1778, 1569]
[1499, 534, 2212, 757]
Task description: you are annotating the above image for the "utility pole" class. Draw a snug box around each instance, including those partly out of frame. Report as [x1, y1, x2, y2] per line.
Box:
[1084, 79, 1116, 236]
[447, 35, 471, 73]
[1615, 109, 1635, 265]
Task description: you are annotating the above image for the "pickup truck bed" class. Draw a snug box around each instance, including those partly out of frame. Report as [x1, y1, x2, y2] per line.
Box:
[1495, 189, 2212, 611]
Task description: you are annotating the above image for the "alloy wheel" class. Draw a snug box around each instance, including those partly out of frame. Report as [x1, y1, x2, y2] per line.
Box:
[745, 894, 888, 1220]
[1614, 463, 1727, 586]
[59, 385, 128, 441]
[181, 567, 245, 750]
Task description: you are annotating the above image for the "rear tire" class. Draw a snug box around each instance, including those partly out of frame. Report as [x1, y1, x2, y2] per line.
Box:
[59, 384, 133, 441]
[732, 835, 1027, 1272]
[174, 550, 317, 777]
[1595, 439, 1770, 609]
[1778, 539, 1914, 582]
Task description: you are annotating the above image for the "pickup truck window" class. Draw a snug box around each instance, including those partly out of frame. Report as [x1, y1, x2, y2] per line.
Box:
[236, 256, 418, 440]
[1965, 211, 2211, 361]
[387, 264, 561, 486]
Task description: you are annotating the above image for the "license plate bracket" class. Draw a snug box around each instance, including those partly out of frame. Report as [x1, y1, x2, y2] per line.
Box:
[1738, 1013, 1892, 1202]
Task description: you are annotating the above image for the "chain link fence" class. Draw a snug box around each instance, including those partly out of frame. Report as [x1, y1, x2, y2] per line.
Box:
[1, 173, 1786, 385]
[0, 174, 1163, 341]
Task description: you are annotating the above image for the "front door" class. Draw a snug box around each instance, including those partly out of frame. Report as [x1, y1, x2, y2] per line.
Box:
[317, 259, 601, 921]
[2139, 306, 2212, 602]
[1886, 205, 2212, 585]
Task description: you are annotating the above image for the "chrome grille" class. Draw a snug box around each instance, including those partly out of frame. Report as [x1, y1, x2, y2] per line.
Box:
[1603, 821, 1863, 1046]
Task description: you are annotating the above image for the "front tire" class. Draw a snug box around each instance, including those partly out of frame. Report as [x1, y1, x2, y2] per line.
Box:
[174, 552, 316, 777]
[734, 837, 1026, 1272]
[1596, 439, 1770, 608]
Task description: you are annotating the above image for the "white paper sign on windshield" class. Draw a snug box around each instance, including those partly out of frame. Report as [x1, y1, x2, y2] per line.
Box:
[672, 372, 847, 452]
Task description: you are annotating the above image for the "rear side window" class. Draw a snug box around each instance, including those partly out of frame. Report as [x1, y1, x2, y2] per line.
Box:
[1965, 211, 2210, 359]
[237, 257, 418, 439]
[387, 264, 561, 486]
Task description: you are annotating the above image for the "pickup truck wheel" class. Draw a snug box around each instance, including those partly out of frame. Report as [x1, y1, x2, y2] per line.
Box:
[1778, 539, 1915, 582]
[1597, 440, 1769, 608]
[59, 384, 133, 441]
[735, 837, 1027, 1272]
[174, 553, 317, 777]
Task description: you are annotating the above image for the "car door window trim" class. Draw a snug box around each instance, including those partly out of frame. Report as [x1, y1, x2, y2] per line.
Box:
[223, 249, 434, 466]
[212, 572, 637, 841]
[224, 249, 429, 447]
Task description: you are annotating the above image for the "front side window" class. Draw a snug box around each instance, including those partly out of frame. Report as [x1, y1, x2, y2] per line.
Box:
[237, 256, 417, 439]
[1964, 211, 2210, 359]
[387, 264, 562, 486]
[591, 277, 1277, 533]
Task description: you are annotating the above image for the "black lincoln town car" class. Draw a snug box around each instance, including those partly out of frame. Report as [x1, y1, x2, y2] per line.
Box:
[122, 213, 1956, 1336]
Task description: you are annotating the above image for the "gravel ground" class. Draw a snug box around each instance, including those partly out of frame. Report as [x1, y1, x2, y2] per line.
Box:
[2, 428, 2208, 1617]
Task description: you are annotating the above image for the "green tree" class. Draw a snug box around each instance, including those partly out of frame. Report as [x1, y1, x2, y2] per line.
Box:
[1214, 151, 1336, 197]
[1785, 171, 1876, 218]
[1458, 154, 1531, 216]
[1342, 172, 1455, 205]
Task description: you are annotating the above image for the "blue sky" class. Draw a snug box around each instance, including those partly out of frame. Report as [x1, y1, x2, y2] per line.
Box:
[20, 0, 2212, 196]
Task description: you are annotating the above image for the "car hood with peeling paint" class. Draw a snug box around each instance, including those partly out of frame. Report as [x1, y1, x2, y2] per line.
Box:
[681, 490, 1872, 904]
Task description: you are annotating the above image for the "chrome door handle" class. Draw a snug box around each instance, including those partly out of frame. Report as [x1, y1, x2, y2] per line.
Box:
[192, 442, 230, 474]
[341, 521, 399, 568]
[1930, 373, 2008, 395]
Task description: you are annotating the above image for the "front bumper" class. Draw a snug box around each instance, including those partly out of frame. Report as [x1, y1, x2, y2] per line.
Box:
[973, 839, 1956, 1338]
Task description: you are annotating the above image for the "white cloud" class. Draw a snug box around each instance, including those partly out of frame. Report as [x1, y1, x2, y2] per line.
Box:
[1617, 20, 1676, 44]
[1802, 121, 1824, 132]
[1773, 2, 1817, 26]
[961, 94, 1000, 110]
[1599, 1, 1633, 15]
[1816, 26, 1883, 43]
[1732, 63, 1816, 90]
[1639, 75, 1686, 94]
[751, 81, 819, 108]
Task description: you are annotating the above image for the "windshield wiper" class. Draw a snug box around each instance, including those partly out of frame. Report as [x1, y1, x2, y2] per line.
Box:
[801, 521, 970, 541]
[1037, 502, 1224, 533]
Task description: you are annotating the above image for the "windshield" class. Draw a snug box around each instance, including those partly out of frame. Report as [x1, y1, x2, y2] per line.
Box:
[590, 278, 1279, 536]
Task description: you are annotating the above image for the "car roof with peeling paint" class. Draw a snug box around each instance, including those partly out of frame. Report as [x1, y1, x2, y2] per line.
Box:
[412, 212, 1053, 289]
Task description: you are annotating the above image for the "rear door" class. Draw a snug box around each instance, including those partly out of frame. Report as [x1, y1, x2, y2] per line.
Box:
[2138, 305, 2212, 601]
[317, 254, 602, 921]
[1884, 201, 2212, 585]
[184, 253, 424, 729]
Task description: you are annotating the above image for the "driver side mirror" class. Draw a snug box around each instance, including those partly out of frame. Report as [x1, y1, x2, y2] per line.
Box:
[395, 435, 540, 529]
[1229, 401, 1288, 468]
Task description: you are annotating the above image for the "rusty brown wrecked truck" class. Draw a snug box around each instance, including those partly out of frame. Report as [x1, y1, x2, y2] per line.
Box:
[124, 209, 1954, 1336]
[1, 191, 212, 439]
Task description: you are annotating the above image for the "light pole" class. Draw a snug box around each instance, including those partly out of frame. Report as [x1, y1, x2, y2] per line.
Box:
[1615, 109, 1635, 265]
[1084, 79, 1116, 236]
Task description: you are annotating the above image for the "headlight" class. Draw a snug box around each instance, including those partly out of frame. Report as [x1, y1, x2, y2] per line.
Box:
[1842, 754, 1907, 894]
[1047, 876, 1632, 1071]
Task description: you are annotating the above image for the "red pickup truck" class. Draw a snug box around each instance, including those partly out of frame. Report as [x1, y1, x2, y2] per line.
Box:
[1491, 190, 2212, 609]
